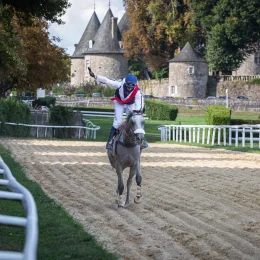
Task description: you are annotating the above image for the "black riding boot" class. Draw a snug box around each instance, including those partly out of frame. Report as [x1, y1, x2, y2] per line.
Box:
[106, 127, 117, 150]
[141, 138, 148, 149]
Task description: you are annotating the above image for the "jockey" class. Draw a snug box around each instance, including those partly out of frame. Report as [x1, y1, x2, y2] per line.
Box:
[88, 67, 148, 150]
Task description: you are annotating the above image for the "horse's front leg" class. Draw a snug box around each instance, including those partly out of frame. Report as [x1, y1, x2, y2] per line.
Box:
[115, 167, 124, 208]
[134, 163, 142, 204]
[125, 166, 135, 207]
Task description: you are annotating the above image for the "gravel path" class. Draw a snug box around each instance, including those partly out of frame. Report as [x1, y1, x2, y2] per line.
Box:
[1, 138, 260, 260]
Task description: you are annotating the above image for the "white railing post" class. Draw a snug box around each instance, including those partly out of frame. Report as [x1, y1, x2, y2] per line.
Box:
[250, 126, 253, 148]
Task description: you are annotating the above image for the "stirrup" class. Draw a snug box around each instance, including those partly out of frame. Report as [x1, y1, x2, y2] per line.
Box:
[106, 142, 113, 150]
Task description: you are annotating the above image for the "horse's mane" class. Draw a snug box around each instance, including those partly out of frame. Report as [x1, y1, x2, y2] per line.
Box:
[126, 112, 133, 122]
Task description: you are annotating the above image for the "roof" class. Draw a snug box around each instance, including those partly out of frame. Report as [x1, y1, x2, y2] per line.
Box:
[72, 11, 100, 57]
[118, 12, 130, 34]
[85, 8, 123, 54]
[169, 42, 206, 63]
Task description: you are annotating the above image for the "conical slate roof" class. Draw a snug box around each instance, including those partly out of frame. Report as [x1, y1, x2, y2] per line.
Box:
[72, 11, 100, 57]
[118, 12, 130, 34]
[86, 8, 122, 54]
[169, 42, 206, 62]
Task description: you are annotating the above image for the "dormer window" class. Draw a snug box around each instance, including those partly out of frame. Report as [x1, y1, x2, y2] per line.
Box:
[119, 41, 124, 49]
[188, 66, 195, 74]
[89, 40, 93, 49]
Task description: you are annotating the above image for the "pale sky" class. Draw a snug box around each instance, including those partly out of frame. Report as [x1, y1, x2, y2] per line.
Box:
[49, 0, 126, 56]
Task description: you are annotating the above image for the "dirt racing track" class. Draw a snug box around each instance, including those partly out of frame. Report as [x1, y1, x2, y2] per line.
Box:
[1, 138, 260, 260]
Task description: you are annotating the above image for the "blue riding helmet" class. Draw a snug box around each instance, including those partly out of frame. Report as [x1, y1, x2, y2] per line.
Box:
[124, 74, 137, 88]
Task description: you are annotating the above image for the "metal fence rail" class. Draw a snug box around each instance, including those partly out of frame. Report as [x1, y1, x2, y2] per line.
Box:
[0, 157, 38, 260]
[0, 122, 100, 139]
[158, 124, 260, 149]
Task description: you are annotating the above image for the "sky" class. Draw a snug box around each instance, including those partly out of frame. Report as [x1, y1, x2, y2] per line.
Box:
[49, 0, 126, 56]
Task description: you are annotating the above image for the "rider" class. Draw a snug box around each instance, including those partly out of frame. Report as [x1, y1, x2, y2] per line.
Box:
[88, 67, 148, 150]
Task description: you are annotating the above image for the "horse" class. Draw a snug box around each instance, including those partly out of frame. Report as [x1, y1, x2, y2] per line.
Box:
[107, 110, 145, 208]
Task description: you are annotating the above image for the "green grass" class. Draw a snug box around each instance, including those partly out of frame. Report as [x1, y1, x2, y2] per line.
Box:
[0, 146, 118, 260]
[86, 108, 260, 154]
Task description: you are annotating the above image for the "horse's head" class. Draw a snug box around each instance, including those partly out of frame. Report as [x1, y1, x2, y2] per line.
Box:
[126, 110, 145, 145]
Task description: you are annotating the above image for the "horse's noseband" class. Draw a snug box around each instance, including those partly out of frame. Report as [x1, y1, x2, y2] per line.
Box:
[134, 129, 145, 134]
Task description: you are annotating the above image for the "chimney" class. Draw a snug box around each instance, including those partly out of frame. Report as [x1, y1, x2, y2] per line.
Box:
[111, 17, 118, 39]
[178, 47, 181, 53]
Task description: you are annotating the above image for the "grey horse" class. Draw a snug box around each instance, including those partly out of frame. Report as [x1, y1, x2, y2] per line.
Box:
[107, 110, 145, 208]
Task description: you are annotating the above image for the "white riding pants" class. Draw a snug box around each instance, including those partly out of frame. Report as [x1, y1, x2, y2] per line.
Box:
[113, 100, 135, 129]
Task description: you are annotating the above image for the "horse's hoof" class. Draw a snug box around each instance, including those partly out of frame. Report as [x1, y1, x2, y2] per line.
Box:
[118, 205, 124, 208]
[134, 197, 142, 204]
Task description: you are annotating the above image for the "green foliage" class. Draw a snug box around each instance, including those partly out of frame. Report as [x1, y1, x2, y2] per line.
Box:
[190, 0, 260, 71]
[249, 78, 260, 85]
[32, 97, 56, 108]
[49, 106, 75, 138]
[206, 106, 231, 125]
[2, 0, 71, 24]
[145, 100, 178, 120]
[150, 67, 168, 80]
[206, 105, 231, 141]
[102, 86, 115, 97]
[0, 99, 32, 136]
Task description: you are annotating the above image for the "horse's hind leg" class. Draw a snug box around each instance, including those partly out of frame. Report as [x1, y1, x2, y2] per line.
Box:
[125, 167, 135, 207]
[134, 165, 142, 204]
[115, 167, 124, 208]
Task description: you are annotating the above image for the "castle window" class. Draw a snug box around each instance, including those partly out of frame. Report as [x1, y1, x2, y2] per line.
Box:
[254, 52, 260, 64]
[119, 41, 124, 49]
[171, 86, 177, 94]
[188, 66, 195, 74]
[89, 40, 93, 49]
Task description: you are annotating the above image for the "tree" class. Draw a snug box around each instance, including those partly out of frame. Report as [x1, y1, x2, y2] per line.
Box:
[122, 0, 198, 76]
[189, 0, 260, 71]
[0, 5, 27, 96]
[0, 13, 70, 97]
[1, 0, 71, 24]
[17, 18, 70, 92]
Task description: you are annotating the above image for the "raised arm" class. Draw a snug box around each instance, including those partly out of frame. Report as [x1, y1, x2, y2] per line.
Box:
[96, 76, 122, 89]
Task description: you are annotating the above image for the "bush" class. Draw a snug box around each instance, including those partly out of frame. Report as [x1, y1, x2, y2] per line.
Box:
[206, 105, 231, 141]
[145, 100, 178, 120]
[0, 99, 32, 137]
[249, 78, 260, 85]
[32, 97, 56, 108]
[49, 106, 75, 138]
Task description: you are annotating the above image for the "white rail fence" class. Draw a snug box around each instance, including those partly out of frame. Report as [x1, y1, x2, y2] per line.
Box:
[0, 157, 38, 260]
[158, 124, 260, 149]
[0, 122, 100, 139]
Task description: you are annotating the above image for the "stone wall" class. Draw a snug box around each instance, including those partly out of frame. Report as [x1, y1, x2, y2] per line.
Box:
[139, 79, 169, 97]
[71, 58, 84, 86]
[216, 81, 260, 100]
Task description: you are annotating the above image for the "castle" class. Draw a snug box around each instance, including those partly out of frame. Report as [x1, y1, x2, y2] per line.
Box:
[70, 6, 259, 98]
[70, 6, 129, 86]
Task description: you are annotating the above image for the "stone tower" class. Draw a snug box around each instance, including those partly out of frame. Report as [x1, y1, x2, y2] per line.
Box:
[232, 51, 260, 76]
[71, 11, 100, 86]
[70, 8, 128, 86]
[169, 42, 208, 98]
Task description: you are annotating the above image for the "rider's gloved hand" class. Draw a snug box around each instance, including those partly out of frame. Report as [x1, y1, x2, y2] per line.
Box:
[88, 67, 96, 78]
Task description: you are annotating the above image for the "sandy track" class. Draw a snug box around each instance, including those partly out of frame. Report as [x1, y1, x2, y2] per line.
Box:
[1, 138, 260, 260]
